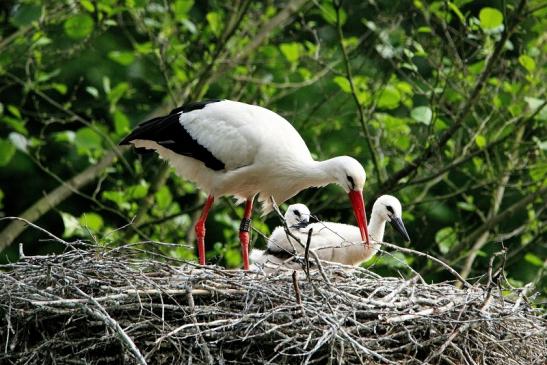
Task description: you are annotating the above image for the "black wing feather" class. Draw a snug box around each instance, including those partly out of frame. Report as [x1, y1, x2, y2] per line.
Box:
[119, 100, 225, 171]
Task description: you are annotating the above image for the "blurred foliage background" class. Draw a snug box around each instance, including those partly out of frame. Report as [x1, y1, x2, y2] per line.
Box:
[0, 0, 545, 296]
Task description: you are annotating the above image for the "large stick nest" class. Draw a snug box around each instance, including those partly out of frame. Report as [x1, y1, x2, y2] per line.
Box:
[0, 243, 544, 364]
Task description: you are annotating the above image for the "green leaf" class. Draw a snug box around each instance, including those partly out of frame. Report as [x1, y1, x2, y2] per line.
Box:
[529, 164, 547, 182]
[435, 227, 457, 254]
[86, 86, 99, 98]
[74, 127, 102, 150]
[447, 2, 465, 24]
[174, 0, 194, 18]
[51, 83, 68, 95]
[524, 253, 544, 267]
[108, 82, 130, 106]
[79, 212, 104, 231]
[7, 105, 21, 119]
[8, 132, 28, 153]
[524, 97, 547, 121]
[518, 55, 536, 73]
[319, 2, 346, 25]
[411, 106, 432, 124]
[206, 12, 221, 36]
[333, 76, 351, 93]
[127, 182, 149, 199]
[11, 4, 42, 27]
[377, 85, 401, 109]
[113, 110, 130, 134]
[102, 190, 127, 208]
[53, 131, 75, 143]
[0, 139, 16, 166]
[108, 51, 135, 66]
[479, 7, 503, 30]
[64, 14, 94, 39]
[280, 43, 301, 63]
[155, 186, 173, 209]
[475, 134, 486, 149]
[80, 0, 95, 12]
[61, 212, 80, 237]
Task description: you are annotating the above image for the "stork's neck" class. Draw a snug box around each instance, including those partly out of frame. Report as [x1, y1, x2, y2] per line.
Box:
[298, 158, 342, 187]
[368, 211, 386, 243]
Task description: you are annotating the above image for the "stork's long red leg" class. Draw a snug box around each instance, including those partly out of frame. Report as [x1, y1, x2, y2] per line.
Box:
[239, 198, 254, 270]
[195, 195, 214, 265]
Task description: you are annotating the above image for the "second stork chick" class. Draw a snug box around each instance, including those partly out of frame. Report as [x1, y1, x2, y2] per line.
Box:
[252, 195, 410, 269]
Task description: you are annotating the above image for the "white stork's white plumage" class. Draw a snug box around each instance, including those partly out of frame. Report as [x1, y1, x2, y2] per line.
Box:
[120, 99, 370, 270]
[251, 195, 410, 271]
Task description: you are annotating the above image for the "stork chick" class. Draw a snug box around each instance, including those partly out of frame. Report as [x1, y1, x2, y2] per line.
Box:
[252, 195, 409, 270]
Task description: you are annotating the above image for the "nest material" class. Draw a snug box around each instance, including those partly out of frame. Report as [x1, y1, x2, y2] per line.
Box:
[0, 244, 544, 365]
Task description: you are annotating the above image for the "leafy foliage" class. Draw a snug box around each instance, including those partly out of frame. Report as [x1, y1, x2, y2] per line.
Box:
[0, 0, 545, 297]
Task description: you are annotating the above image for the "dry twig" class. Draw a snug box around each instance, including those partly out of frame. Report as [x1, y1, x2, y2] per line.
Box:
[0, 244, 544, 364]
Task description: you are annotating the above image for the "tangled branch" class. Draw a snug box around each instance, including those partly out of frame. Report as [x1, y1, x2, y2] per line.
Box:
[0, 243, 544, 364]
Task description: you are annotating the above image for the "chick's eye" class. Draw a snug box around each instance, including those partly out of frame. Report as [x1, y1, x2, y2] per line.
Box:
[293, 210, 301, 217]
[386, 206, 394, 214]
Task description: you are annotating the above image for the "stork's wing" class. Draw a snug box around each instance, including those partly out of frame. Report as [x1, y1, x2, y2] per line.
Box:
[119, 100, 225, 171]
[121, 99, 311, 172]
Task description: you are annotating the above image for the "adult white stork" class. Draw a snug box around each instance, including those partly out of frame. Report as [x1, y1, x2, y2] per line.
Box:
[120, 99, 370, 270]
[251, 195, 409, 270]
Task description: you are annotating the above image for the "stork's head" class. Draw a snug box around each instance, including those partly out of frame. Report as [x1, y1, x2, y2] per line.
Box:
[285, 203, 311, 229]
[329, 156, 369, 245]
[330, 156, 367, 193]
[372, 195, 410, 242]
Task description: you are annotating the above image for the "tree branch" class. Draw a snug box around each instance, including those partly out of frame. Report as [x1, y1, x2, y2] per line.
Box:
[378, 0, 528, 194]
[334, 1, 383, 185]
[0, 150, 118, 250]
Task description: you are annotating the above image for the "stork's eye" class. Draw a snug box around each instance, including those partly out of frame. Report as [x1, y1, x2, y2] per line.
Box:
[293, 210, 301, 217]
[386, 206, 394, 214]
[346, 175, 355, 189]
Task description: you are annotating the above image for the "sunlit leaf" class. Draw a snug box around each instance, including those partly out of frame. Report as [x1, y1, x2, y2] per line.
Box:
[79, 212, 104, 231]
[206, 12, 222, 36]
[8, 132, 28, 153]
[61, 212, 81, 237]
[7, 105, 21, 119]
[524, 97, 546, 121]
[319, 2, 346, 25]
[333, 76, 351, 93]
[108, 51, 135, 66]
[64, 14, 94, 40]
[411, 106, 432, 124]
[475, 135, 486, 149]
[377, 85, 401, 109]
[518, 55, 536, 73]
[80, 0, 95, 12]
[524, 253, 544, 267]
[75, 127, 102, 151]
[174, 0, 194, 18]
[113, 110, 130, 134]
[51, 83, 68, 95]
[155, 186, 173, 209]
[280, 43, 301, 63]
[479, 7, 503, 30]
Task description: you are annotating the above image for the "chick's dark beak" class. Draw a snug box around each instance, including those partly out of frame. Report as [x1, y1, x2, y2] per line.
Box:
[291, 219, 310, 229]
[389, 217, 411, 242]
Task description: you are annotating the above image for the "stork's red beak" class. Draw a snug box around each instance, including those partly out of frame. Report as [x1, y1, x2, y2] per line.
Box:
[348, 190, 370, 245]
